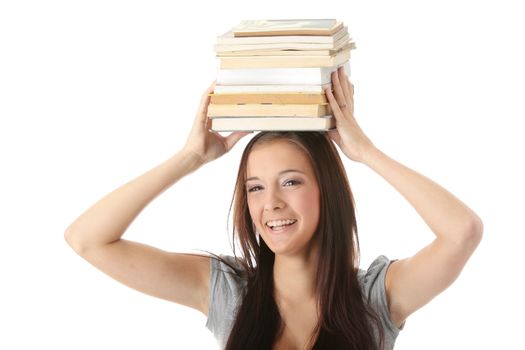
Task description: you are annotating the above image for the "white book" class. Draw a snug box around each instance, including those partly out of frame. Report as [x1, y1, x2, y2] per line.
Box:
[216, 27, 348, 45]
[217, 48, 351, 69]
[210, 116, 335, 131]
[216, 61, 349, 85]
[213, 83, 332, 94]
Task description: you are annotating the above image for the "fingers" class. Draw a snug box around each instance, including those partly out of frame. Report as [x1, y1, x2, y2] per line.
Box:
[325, 83, 347, 119]
[196, 81, 216, 125]
[336, 66, 353, 92]
[337, 67, 352, 108]
[328, 128, 341, 145]
[325, 66, 355, 121]
[331, 70, 347, 109]
[335, 67, 354, 112]
[225, 131, 251, 151]
[325, 86, 347, 128]
[347, 76, 354, 97]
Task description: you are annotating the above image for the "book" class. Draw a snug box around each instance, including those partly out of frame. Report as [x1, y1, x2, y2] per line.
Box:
[209, 92, 327, 104]
[216, 42, 355, 57]
[217, 26, 348, 45]
[232, 19, 343, 37]
[216, 61, 350, 85]
[207, 103, 331, 117]
[218, 47, 351, 69]
[207, 19, 353, 132]
[214, 33, 350, 53]
[213, 83, 332, 94]
[210, 116, 336, 131]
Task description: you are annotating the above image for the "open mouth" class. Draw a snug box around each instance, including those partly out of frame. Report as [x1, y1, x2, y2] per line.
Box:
[266, 219, 297, 232]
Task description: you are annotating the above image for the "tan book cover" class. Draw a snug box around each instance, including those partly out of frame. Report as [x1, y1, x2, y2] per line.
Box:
[207, 103, 331, 118]
[218, 48, 351, 69]
[210, 116, 335, 131]
[210, 92, 327, 104]
[217, 26, 348, 45]
[232, 19, 343, 37]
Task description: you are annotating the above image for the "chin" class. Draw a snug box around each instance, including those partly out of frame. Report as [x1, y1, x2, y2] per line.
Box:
[262, 240, 314, 258]
[258, 225, 318, 257]
[260, 238, 291, 256]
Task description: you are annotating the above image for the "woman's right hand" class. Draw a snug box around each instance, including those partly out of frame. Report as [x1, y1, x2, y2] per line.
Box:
[182, 81, 250, 166]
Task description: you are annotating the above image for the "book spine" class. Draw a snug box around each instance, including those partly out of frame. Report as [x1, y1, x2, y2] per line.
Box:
[210, 93, 327, 104]
[207, 104, 331, 118]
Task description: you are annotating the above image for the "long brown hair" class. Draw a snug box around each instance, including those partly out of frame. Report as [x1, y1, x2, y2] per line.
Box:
[223, 131, 384, 350]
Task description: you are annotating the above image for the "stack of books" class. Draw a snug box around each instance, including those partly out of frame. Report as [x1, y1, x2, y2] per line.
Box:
[208, 19, 355, 132]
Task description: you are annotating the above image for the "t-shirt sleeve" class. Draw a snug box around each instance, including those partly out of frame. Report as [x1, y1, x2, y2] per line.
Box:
[360, 255, 403, 343]
[205, 255, 246, 348]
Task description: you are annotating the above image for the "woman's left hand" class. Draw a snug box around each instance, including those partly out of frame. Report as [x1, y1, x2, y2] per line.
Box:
[325, 67, 376, 163]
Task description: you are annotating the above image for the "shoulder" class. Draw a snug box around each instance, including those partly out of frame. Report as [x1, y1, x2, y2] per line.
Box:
[208, 254, 248, 296]
[358, 255, 403, 339]
[358, 255, 391, 297]
[206, 255, 248, 344]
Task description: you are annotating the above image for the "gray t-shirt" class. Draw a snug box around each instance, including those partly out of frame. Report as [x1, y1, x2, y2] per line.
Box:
[205, 255, 402, 349]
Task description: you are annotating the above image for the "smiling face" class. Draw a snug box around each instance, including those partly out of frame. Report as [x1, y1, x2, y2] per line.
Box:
[245, 139, 321, 257]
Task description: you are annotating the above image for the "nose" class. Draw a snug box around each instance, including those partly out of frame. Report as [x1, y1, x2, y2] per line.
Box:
[263, 187, 285, 211]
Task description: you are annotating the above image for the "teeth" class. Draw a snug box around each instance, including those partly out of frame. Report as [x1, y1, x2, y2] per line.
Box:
[266, 219, 297, 228]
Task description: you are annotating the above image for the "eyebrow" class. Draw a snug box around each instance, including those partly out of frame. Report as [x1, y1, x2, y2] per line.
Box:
[245, 169, 305, 183]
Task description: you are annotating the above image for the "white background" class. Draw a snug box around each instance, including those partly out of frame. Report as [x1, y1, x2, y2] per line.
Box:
[1, 0, 523, 349]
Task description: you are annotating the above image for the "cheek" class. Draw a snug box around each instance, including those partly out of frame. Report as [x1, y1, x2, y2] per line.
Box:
[298, 190, 320, 223]
[247, 198, 260, 221]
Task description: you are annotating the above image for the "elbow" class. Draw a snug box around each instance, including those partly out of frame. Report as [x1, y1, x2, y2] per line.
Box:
[64, 225, 118, 256]
[64, 225, 74, 244]
[460, 214, 484, 250]
[64, 225, 88, 256]
[469, 214, 483, 242]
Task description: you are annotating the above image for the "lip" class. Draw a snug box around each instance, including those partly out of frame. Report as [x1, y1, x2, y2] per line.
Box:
[265, 218, 297, 225]
[265, 220, 297, 234]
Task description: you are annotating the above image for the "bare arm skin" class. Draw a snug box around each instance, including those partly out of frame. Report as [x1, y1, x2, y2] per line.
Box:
[65, 82, 249, 314]
[325, 68, 483, 327]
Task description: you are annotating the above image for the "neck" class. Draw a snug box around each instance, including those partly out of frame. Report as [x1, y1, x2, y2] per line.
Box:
[273, 247, 319, 302]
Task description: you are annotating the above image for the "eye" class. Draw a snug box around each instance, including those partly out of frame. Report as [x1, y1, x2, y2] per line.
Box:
[283, 179, 301, 187]
[247, 185, 263, 193]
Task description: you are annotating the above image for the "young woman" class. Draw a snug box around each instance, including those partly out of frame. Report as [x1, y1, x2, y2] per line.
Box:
[65, 67, 483, 349]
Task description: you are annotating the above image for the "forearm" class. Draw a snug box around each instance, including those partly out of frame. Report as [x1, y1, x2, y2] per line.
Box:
[65, 150, 203, 253]
[362, 147, 483, 243]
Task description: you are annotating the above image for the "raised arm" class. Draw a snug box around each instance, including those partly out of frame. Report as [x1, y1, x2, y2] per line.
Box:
[64, 82, 248, 314]
[325, 68, 483, 327]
